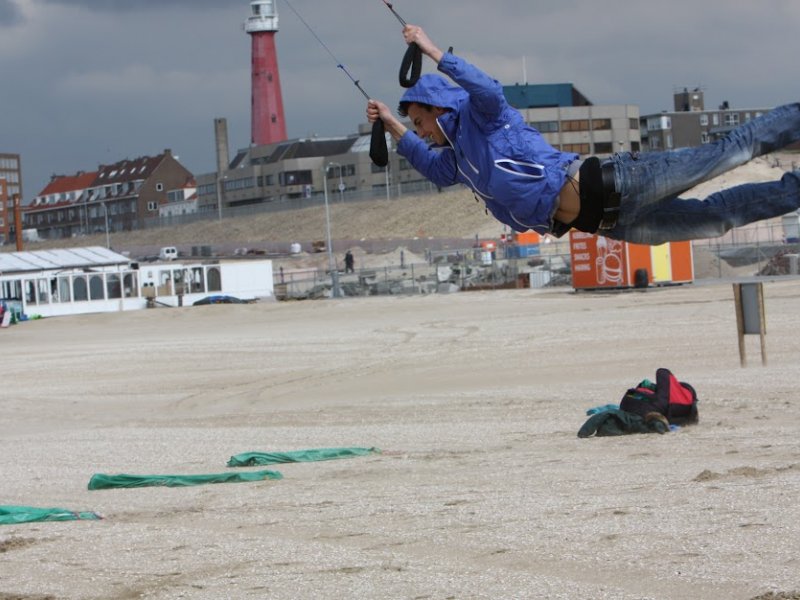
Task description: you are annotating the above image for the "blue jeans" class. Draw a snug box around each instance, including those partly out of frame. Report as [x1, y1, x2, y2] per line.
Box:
[604, 103, 800, 244]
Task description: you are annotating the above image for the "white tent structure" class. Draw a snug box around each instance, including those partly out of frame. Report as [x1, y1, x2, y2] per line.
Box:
[1, 246, 273, 319]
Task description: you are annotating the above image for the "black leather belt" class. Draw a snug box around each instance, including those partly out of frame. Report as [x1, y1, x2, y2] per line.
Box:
[598, 162, 621, 230]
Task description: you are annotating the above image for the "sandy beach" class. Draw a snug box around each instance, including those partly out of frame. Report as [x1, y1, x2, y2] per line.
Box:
[2, 278, 800, 599]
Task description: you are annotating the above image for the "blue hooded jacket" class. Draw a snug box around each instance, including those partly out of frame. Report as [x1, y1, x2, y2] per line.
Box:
[396, 53, 579, 233]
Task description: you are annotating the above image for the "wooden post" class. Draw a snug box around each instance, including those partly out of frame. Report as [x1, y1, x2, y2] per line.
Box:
[733, 284, 746, 367]
[732, 282, 767, 367]
[13, 194, 23, 251]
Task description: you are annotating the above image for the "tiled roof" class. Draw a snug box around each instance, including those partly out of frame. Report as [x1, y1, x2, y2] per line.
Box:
[29, 150, 174, 212]
[95, 154, 161, 185]
[38, 171, 98, 196]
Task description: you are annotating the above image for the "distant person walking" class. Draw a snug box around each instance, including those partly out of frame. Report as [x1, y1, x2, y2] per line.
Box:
[367, 24, 800, 245]
[344, 250, 355, 273]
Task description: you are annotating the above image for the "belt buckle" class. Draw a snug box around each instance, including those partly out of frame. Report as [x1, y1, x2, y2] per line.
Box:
[597, 161, 620, 230]
[598, 192, 621, 231]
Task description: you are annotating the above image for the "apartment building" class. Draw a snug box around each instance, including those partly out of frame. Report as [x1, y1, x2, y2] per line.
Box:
[0, 152, 23, 245]
[25, 150, 194, 240]
[641, 87, 771, 151]
[505, 83, 641, 156]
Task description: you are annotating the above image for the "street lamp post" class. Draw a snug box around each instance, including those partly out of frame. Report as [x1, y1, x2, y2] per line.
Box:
[101, 202, 110, 249]
[216, 175, 224, 221]
[322, 163, 342, 298]
[336, 165, 345, 203]
[385, 138, 391, 201]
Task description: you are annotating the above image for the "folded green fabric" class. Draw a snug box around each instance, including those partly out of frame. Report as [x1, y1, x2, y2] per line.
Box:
[0, 505, 101, 525]
[227, 447, 380, 467]
[88, 469, 283, 490]
[577, 408, 668, 438]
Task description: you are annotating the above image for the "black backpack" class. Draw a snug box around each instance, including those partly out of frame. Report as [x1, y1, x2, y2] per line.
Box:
[619, 368, 699, 425]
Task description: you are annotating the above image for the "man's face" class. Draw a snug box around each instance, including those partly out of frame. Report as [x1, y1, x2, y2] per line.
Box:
[407, 103, 447, 145]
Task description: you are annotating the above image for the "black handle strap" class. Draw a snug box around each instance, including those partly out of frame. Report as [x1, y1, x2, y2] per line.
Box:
[399, 42, 422, 88]
[369, 119, 389, 167]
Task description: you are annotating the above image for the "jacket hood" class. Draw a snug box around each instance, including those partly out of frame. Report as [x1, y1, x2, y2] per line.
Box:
[400, 74, 467, 112]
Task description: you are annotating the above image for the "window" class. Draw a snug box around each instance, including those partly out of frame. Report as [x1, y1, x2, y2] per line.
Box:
[207, 267, 222, 292]
[106, 274, 121, 299]
[701, 132, 710, 144]
[629, 119, 639, 130]
[1, 280, 21, 300]
[699, 114, 709, 126]
[167, 190, 184, 203]
[562, 143, 590, 154]
[647, 116, 671, 131]
[123, 273, 138, 298]
[190, 267, 205, 293]
[712, 114, 720, 126]
[530, 120, 559, 133]
[591, 119, 611, 130]
[57, 277, 71, 302]
[562, 120, 590, 132]
[724, 113, 740, 127]
[156, 183, 164, 191]
[172, 269, 186, 294]
[73, 276, 88, 301]
[24, 280, 35, 304]
[37, 280, 50, 304]
[147, 201, 158, 211]
[224, 177, 255, 191]
[89, 275, 104, 300]
[593, 142, 613, 154]
[279, 170, 312, 186]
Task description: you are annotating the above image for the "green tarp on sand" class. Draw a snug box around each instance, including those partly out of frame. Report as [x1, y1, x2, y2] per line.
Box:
[227, 447, 380, 467]
[0, 505, 101, 525]
[88, 469, 283, 490]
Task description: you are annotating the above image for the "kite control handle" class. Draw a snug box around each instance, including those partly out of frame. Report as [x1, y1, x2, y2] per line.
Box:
[399, 42, 422, 88]
[369, 120, 389, 167]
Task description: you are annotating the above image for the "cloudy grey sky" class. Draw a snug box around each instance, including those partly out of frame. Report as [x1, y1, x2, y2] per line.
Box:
[2, 0, 798, 198]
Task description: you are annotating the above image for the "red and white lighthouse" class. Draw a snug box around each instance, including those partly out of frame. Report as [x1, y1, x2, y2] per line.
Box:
[245, 0, 287, 145]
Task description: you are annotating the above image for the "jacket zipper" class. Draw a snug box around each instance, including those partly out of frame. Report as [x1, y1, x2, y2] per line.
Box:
[438, 117, 492, 199]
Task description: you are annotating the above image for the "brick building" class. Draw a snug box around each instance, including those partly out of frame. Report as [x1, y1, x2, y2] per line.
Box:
[25, 150, 193, 240]
[0, 152, 23, 245]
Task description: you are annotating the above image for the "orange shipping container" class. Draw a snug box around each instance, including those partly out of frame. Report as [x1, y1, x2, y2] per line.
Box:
[569, 232, 693, 290]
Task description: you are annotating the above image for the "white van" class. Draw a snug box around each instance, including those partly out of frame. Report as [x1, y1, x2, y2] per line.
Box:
[159, 246, 178, 261]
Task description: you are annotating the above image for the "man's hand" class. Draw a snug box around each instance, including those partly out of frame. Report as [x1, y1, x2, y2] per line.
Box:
[402, 24, 443, 64]
[367, 100, 408, 141]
